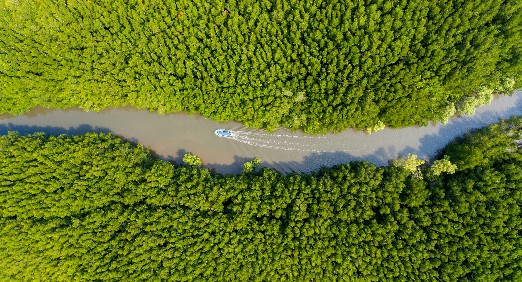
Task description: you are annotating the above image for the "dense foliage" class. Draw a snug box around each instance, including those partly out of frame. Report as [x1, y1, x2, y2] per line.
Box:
[1, 118, 521, 280]
[1, 0, 521, 132]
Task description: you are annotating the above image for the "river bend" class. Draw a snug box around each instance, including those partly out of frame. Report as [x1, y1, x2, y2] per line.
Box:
[1, 91, 521, 174]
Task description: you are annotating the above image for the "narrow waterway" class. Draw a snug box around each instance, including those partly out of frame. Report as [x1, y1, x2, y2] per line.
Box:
[1, 91, 521, 174]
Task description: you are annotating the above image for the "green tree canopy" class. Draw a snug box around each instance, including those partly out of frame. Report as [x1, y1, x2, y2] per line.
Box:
[1, 0, 521, 132]
[1, 120, 521, 280]
[428, 155, 457, 177]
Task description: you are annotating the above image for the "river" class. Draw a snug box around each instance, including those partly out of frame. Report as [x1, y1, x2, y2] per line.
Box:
[1, 91, 521, 174]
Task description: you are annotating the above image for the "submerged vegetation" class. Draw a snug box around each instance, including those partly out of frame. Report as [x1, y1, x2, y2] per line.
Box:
[1, 0, 521, 132]
[1, 117, 521, 280]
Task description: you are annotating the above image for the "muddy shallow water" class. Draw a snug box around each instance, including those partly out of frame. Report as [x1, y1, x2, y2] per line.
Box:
[1, 91, 521, 174]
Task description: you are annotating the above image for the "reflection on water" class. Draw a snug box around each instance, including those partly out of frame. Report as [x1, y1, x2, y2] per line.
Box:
[1, 91, 522, 174]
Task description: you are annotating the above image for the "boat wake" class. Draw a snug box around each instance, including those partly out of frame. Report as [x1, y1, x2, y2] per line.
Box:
[215, 129, 328, 152]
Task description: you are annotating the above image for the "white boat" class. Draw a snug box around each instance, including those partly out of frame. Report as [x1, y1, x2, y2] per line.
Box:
[214, 129, 232, 137]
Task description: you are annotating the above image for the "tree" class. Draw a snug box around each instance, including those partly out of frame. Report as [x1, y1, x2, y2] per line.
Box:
[391, 154, 425, 176]
[242, 157, 260, 173]
[183, 153, 202, 166]
[428, 155, 457, 177]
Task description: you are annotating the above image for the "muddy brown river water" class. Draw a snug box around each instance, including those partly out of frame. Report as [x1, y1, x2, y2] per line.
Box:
[1, 91, 521, 174]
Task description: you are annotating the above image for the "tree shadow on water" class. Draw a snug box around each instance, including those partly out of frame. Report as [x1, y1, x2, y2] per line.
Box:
[411, 97, 522, 163]
[0, 124, 395, 176]
[4, 94, 521, 176]
[0, 123, 111, 136]
[0, 123, 153, 158]
[203, 147, 398, 175]
[204, 95, 522, 175]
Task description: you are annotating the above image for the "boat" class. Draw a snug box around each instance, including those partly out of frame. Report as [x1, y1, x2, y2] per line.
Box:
[214, 129, 233, 137]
